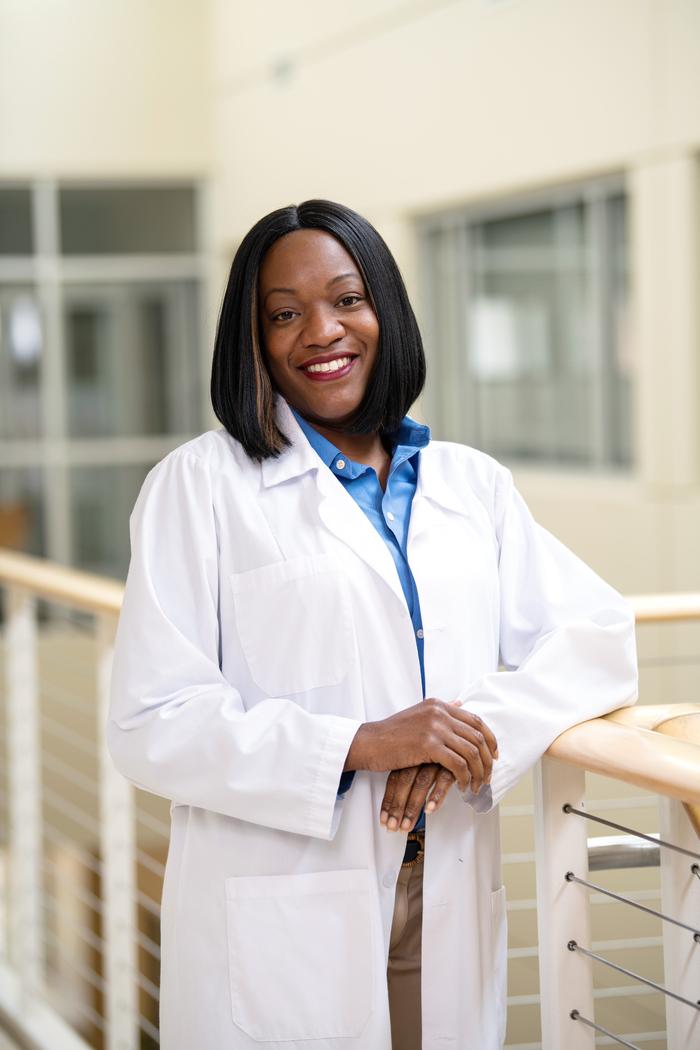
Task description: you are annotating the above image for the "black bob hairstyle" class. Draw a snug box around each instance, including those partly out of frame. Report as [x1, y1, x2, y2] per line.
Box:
[210, 199, 426, 461]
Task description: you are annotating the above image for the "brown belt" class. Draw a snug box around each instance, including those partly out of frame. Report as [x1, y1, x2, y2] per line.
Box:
[401, 829, 425, 867]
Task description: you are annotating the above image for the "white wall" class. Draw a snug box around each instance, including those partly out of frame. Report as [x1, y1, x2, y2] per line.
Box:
[211, 0, 700, 601]
[0, 0, 210, 176]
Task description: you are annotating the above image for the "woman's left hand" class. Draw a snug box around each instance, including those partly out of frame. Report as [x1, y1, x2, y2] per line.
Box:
[380, 763, 456, 832]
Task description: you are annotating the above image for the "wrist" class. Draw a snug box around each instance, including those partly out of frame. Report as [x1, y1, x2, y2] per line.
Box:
[343, 722, 375, 772]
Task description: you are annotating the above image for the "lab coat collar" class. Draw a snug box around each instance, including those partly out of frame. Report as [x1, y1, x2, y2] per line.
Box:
[262, 398, 406, 608]
[260, 398, 325, 488]
[261, 397, 470, 608]
[415, 454, 472, 520]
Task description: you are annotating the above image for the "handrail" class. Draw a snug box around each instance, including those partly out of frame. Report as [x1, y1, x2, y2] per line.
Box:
[0, 548, 122, 615]
[628, 591, 700, 622]
[2, 547, 700, 622]
[1, 547, 699, 808]
[547, 707, 700, 807]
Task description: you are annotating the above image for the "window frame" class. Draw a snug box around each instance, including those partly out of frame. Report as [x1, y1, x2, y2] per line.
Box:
[0, 179, 210, 575]
[416, 174, 630, 471]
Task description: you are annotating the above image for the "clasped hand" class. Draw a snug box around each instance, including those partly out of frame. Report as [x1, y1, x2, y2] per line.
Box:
[344, 697, 498, 834]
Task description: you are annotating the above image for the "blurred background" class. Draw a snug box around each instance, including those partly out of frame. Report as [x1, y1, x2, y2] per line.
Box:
[1, 2, 699, 1048]
[2, 0, 698, 597]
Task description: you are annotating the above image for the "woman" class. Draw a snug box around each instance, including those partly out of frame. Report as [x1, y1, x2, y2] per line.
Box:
[108, 199, 638, 1050]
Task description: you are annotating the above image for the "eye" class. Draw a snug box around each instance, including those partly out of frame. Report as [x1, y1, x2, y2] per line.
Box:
[338, 294, 363, 308]
[271, 309, 296, 323]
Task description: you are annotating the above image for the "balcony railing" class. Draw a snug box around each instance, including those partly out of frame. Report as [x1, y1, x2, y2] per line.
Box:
[0, 547, 698, 1050]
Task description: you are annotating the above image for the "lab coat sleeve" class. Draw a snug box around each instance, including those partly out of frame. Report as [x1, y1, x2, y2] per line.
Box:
[107, 449, 361, 841]
[460, 465, 638, 812]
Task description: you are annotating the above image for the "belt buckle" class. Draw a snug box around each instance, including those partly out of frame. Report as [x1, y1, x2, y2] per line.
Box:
[401, 829, 425, 868]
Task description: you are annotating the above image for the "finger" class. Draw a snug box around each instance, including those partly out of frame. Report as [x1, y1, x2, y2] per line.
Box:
[380, 769, 401, 825]
[425, 768, 456, 814]
[444, 732, 485, 793]
[399, 764, 440, 832]
[448, 706, 498, 757]
[384, 766, 420, 831]
[449, 721, 494, 786]
[434, 745, 470, 793]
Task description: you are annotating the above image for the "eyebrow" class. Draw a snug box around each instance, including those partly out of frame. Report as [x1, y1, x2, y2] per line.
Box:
[263, 272, 361, 304]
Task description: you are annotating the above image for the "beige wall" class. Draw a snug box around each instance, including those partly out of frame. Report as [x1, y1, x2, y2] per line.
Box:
[211, 0, 700, 602]
[0, 0, 210, 176]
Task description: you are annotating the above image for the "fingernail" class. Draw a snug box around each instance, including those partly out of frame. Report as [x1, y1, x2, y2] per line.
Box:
[400, 817, 411, 831]
[426, 801, 436, 813]
[380, 810, 388, 825]
[388, 816, 398, 831]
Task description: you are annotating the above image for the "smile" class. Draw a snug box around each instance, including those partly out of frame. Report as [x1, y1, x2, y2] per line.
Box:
[300, 355, 357, 381]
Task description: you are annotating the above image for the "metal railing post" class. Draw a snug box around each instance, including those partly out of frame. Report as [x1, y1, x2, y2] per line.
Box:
[534, 756, 594, 1049]
[97, 612, 139, 1050]
[5, 585, 43, 994]
[659, 797, 700, 1049]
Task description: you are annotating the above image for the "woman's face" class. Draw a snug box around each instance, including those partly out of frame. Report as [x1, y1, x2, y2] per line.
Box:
[258, 229, 380, 428]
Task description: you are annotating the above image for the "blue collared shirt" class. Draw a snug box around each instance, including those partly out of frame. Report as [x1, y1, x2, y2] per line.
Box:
[292, 408, 430, 827]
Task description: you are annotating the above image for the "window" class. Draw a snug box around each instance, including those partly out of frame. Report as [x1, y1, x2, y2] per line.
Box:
[0, 181, 206, 578]
[59, 186, 196, 255]
[0, 188, 33, 254]
[419, 181, 632, 468]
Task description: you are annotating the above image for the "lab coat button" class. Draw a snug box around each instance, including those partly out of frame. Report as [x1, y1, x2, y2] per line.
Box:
[416, 628, 424, 639]
[383, 869, 397, 888]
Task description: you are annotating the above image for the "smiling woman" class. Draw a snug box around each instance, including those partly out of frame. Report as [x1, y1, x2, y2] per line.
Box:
[108, 199, 638, 1050]
[210, 199, 425, 461]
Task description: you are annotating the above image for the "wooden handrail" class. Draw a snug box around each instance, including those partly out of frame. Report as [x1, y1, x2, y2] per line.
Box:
[0, 548, 122, 616]
[2, 547, 700, 624]
[547, 705, 700, 809]
[1, 548, 699, 808]
[628, 591, 700, 622]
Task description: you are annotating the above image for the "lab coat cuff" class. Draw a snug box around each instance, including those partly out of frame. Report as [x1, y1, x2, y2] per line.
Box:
[459, 758, 512, 813]
[307, 716, 363, 841]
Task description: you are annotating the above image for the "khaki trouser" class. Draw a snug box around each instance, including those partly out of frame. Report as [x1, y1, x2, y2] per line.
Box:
[387, 854, 423, 1050]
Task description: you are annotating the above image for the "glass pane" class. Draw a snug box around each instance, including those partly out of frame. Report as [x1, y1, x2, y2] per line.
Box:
[59, 186, 196, 255]
[468, 206, 592, 464]
[64, 281, 200, 437]
[70, 462, 155, 579]
[0, 466, 45, 557]
[0, 187, 33, 254]
[0, 288, 43, 440]
[481, 208, 555, 251]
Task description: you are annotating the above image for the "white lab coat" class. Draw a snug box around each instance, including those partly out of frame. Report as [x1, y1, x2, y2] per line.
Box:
[108, 397, 638, 1050]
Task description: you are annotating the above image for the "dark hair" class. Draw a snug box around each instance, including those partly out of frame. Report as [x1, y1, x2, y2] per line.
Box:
[210, 199, 426, 460]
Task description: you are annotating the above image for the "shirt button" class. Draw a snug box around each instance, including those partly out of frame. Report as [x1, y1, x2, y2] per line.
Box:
[336, 459, 346, 470]
[386, 511, 395, 522]
[416, 628, 424, 639]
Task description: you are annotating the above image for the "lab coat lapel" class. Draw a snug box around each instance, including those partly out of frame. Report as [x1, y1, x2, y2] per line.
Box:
[265, 398, 407, 608]
[408, 449, 475, 699]
[315, 470, 407, 608]
[409, 450, 472, 544]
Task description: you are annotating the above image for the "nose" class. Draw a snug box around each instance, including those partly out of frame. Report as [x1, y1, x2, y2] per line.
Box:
[302, 303, 344, 348]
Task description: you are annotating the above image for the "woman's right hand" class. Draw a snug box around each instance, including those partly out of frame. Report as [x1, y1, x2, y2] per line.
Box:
[344, 698, 498, 794]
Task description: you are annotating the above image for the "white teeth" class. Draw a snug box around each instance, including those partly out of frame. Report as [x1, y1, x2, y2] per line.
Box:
[305, 356, 352, 374]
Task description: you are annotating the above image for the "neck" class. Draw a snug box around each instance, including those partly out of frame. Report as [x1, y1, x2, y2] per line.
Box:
[310, 422, 387, 463]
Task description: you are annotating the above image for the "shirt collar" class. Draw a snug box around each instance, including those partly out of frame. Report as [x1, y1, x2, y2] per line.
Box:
[291, 406, 430, 478]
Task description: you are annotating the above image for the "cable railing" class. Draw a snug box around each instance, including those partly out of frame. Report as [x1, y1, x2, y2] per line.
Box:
[0, 547, 698, 1050]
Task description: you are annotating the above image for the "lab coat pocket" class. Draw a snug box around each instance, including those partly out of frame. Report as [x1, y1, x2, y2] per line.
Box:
[225, 868, 374, 1041]
[230, 554, 354, 696]
[491, 885, 508, 1047]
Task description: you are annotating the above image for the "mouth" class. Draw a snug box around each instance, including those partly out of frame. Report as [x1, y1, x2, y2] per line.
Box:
[298, 353, 358, 382]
